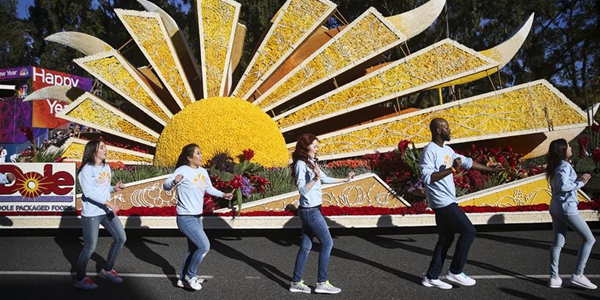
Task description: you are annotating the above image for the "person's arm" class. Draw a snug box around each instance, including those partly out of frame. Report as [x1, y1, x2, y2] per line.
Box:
[468, 161, 504, 173]
[163, 172, 182, 191]
[204, 170, 230, 198]
[296, 161, 318, 195]
[555, 166, 586, 192]
[320, 166, 355, 184]
[420, 149, 454, 184]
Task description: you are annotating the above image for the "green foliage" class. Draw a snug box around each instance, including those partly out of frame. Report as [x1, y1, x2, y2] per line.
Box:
[247, 167, 296, 201]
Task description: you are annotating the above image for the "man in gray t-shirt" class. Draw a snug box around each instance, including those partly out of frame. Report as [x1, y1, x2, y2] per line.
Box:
[420, 118, 503, 290]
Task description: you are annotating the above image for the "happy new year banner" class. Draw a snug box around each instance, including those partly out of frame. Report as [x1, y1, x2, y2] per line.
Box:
[31, 67, 93, 128]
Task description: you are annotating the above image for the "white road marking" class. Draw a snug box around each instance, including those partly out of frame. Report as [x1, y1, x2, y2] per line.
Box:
[0, 271, 213, 279]
[0, 271, 598, 280]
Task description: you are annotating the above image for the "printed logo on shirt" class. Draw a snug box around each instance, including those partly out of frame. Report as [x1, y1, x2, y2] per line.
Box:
[193, 174, 207, 190]
[97, 171, 111, 187]
[443, 155, 453, 169]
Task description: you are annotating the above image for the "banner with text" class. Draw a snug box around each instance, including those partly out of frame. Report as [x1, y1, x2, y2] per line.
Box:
[31, 67, 93, 128]
[0, 163, 76, 212]
[0, 66, 32, 81]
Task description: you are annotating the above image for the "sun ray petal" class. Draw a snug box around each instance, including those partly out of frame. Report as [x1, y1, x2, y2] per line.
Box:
[276, 39, 498, 132]
[136, 0, 204, 100]
[432, 13, 535, 88]
[231, 0, 337, 99]
[256, 0, 445, 111]
[61, 137, 154, 165]
[116, 9, 196, 108]
[198, 0, 241, 97]
[73, 50, 172, 125]
[44, 31, 113, 56]
[307, 80, 587, 160]
[57, 92, 159, 147]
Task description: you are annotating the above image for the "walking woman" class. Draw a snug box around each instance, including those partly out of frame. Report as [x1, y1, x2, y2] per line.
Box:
[163, 144, 233, 291]
[75, 139, 127, 290]
[289, 134, 355, 294]
[546, 138, 597, 289]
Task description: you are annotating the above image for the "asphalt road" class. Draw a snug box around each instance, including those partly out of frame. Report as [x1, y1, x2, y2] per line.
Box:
[0, 224, 599, 300]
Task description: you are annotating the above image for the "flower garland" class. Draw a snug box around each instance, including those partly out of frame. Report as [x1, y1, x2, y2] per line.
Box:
[3, 201, 598, 217]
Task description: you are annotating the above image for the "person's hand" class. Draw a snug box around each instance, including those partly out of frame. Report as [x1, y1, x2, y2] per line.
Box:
[490, 164, 505, 172]
[222, 193, 234, 200]
[579, 173, 592, 185]
[452, 157, 462, 169]
[173, 174, 184, 185]
[347, 172, 356, 182]
[107, 202, 121, 214]
[313, 167, 321, 182]
[5, 172, 15, 183]
[114, 181, 125, 191]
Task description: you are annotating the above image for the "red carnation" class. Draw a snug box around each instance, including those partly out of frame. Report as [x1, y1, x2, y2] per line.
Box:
[397, 140, 410, 155]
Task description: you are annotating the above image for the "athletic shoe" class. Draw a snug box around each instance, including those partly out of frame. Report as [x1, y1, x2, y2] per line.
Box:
[177, 276, 204, 288]
[445, 270, 476, 286]
[184, 275, 202, 291]
[570, 274, 597, 290]
[548, 276, 562, 288]
[74, 277, 98, 290]
[421, 276, 452, 289]
[99, 269, 123, 284]
[315, 280, 341, 294]
[289, 280, 311, 293]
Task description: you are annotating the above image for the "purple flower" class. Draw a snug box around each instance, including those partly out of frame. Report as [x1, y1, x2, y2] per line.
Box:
[241, 176, 254, 198]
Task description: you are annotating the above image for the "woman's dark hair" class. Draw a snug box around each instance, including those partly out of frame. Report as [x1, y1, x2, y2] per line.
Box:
[78, 139, 104, 173]
[176, 143, 199, 168]
[290, 133, 318, 181]
[546, 138, 568, 181]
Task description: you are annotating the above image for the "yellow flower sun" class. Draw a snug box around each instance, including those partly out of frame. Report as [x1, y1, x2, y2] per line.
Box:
[27, 0, 584, 164]
[154, 97, 288, 167]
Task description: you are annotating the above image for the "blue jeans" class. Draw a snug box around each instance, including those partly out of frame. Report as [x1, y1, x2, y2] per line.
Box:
[292, 206, 333, 283]
[76, 215, 127, 280]
[426, 203, 476, 279]
[177, 215, 210, 279]
[550, 211, 596, 277]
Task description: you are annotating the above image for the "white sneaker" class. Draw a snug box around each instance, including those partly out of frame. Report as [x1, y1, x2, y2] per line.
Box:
[445, 270, 476, 286]
[421, 276, 452, 289]
[184, 275, 202, 291]
[315, 280, 341, 294]
[289, 280, 311, 293]
[177, 276, 204, 288]
[570, 274, 597, 290]
[548, 276, 562, 288]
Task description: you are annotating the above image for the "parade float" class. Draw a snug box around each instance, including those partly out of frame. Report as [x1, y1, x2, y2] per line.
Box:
[4, 0, 598, 229]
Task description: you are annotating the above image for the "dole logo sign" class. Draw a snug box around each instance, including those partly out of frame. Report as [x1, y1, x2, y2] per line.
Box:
[0, 163, 76, 202]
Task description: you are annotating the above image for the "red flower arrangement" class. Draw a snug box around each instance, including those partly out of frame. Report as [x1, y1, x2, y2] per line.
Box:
[2, 201, 598, 217]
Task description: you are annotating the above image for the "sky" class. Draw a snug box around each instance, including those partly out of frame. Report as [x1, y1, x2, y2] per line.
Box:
[17, 0, 34, 19]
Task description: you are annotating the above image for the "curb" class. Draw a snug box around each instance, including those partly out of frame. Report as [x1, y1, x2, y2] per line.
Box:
[1, 210, 598, 229]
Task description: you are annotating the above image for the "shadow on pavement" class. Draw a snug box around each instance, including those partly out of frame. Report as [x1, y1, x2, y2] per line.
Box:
[54, 212, 105, 280]
[124, 215, 178, 286]
[498, 287, 546, 300]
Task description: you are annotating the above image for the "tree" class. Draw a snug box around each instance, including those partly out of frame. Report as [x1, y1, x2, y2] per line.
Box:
[0, 0, 33, 67]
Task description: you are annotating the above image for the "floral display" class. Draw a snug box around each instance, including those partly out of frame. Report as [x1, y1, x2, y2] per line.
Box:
[153, 97, 288, 168]
[258, 9, 403, 110]
[316, 81, 587, 159]
[118, 11, 195, 106]
[276, 40, 494, 129]
[233, 0, 334, 98]
[199, 0, 239, 97]
[76, 52, 171, 123]
[62, 96, 159, 145]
